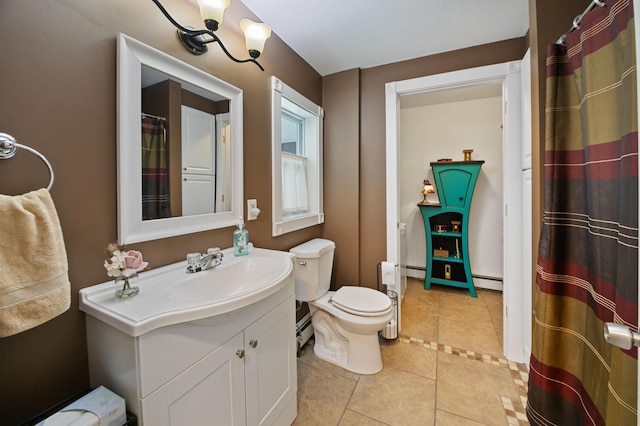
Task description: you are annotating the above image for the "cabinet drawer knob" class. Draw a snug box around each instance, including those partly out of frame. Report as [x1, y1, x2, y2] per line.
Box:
[249, 339, 258, 348]
[236, 349, 245, 358]
[459, 196, 464, 201]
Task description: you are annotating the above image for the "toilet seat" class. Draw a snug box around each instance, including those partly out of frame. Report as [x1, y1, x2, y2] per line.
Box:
[330, 287, 392, 317]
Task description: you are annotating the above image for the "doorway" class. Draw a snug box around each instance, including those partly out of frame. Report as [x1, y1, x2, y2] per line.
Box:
[399, 84, 504, 293]
[385, 61, 528, 363]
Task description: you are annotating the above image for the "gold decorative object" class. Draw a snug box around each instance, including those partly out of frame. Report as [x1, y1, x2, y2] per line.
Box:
[434, 248, 449, 258]
[463, 149, 473, 161]
[435, 224, 448, 233]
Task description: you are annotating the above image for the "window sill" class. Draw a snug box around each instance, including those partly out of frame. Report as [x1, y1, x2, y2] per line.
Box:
[273, 213, 324, 236]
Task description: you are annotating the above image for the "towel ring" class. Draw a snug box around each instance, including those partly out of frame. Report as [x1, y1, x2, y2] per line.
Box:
[0, 132, 54, 191]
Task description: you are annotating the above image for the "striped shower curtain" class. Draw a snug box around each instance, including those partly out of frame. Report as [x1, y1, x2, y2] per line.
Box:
[527, 1, 638, 424]
[141, 117, 171, 220]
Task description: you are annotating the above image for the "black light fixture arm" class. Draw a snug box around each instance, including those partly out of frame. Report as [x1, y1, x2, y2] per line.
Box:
[151, 0, 265, 71]
[151, 0, 208, 36]
[201, 32, 265, 71]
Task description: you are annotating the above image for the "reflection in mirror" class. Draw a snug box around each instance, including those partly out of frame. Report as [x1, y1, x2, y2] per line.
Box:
[140, 65, 231, 220]
[118, 33, 243, 244]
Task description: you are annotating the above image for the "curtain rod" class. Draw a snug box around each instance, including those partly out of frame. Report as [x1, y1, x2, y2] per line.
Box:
[556, 0, 606, 44]
[141, 112, 166, 121]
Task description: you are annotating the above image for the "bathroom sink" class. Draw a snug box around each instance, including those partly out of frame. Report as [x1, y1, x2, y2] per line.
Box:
[165, 255, 288, 303]
[79, 247, 294, 337]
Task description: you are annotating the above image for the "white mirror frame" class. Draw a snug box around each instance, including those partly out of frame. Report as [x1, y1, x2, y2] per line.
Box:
[117, 33, 243, 244]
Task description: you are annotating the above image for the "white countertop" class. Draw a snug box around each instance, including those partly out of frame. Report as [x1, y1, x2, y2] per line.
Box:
[79, 247, 295, 337]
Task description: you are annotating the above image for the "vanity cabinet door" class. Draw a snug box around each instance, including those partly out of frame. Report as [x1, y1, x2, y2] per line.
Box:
[141, 333, 246, 426]
[244, 296, 297, 426]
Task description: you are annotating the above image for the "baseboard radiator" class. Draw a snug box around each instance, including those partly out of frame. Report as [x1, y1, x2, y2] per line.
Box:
[296, 312, 313, 356]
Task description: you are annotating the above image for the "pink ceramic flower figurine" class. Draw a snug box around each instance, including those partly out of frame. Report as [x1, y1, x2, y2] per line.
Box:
[104, 243, 148, 298]
[122, 250, 149, 277]
[104, 243, 150, 278]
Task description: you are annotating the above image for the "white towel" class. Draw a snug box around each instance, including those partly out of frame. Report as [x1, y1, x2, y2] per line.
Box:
[381, 261, 396, 289]
[0, 188, 70, 337]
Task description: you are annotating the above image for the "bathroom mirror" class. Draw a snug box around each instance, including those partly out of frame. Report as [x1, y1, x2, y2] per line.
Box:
[117, 33, 243, 244]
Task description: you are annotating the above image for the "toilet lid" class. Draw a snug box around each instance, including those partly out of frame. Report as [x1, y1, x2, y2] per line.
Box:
[330, 287, 392, 317]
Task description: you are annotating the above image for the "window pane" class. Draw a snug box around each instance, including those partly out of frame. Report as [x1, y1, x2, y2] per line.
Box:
[281, 114, 300, 154]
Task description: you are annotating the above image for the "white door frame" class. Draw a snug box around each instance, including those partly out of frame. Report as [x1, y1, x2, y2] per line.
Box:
[385, 61, 525, 362]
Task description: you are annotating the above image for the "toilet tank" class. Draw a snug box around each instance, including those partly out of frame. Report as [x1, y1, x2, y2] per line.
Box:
[289, 238, 335, 301]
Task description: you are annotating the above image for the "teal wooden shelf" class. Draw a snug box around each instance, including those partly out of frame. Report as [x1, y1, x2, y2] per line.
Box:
[430, 277, 471, 288]
[433, 256, 464, 264]
[430, 231, 461, 238]
[418, 161, 484, 297]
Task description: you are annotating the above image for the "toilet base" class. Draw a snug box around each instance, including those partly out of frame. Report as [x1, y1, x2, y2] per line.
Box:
[313, 332, 383, 375]
[311, 309, 384, 375]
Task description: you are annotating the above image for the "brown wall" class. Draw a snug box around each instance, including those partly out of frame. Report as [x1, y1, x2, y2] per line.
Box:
[323, 69, 361, 289]
[0, 0, 322, 423]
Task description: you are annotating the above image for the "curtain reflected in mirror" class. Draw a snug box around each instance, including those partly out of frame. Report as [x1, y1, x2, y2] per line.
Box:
[141, 115, 171, 220]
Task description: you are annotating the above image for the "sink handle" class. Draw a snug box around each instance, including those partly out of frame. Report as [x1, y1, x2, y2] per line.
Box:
[186, 252, 203, 273]
[236, 349, 245, 359]
[249, 339, 258, 348]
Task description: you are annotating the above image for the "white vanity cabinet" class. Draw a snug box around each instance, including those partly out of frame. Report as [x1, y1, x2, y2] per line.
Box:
[141, 332, 246, 425]
[85, 279, 297, 426]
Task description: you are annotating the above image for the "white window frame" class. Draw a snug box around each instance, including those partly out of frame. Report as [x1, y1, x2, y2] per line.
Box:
[281, 106, 304, 155]
[271, 76, 324, 236]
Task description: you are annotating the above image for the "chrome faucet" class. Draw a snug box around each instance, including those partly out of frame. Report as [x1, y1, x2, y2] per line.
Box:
[186, 248, 224, 273]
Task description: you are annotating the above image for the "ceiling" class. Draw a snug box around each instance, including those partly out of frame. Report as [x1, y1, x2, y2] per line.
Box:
[240, 0, 530, 76]
[400, 83, 503, 109]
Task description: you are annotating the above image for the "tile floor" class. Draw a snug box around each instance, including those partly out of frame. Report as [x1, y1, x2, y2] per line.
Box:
[293, 278, 529, 426]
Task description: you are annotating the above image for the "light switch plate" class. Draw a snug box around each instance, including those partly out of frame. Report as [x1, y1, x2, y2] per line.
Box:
[247, 199, 259, 220]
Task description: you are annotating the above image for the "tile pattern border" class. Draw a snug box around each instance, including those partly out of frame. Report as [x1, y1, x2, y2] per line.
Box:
[397, 334, 529, 425]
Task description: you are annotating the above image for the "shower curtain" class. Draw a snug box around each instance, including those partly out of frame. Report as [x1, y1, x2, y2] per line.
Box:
[141, 116, 171, 220]
[527, 1, 637, 424]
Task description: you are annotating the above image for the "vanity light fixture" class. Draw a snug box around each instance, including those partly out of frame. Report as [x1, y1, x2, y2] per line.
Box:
[421, 179, 435, 204]
[151, 0, 271, 71]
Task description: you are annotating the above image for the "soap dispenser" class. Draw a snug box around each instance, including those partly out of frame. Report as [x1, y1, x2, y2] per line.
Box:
[234, 217, 249, 256]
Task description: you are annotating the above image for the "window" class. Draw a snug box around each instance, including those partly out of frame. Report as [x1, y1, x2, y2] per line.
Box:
[281, 107, 303, 155]
[271, 77, 324, 236]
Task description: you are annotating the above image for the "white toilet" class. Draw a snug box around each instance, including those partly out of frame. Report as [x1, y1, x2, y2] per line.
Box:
[290, 238, 393, 374]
